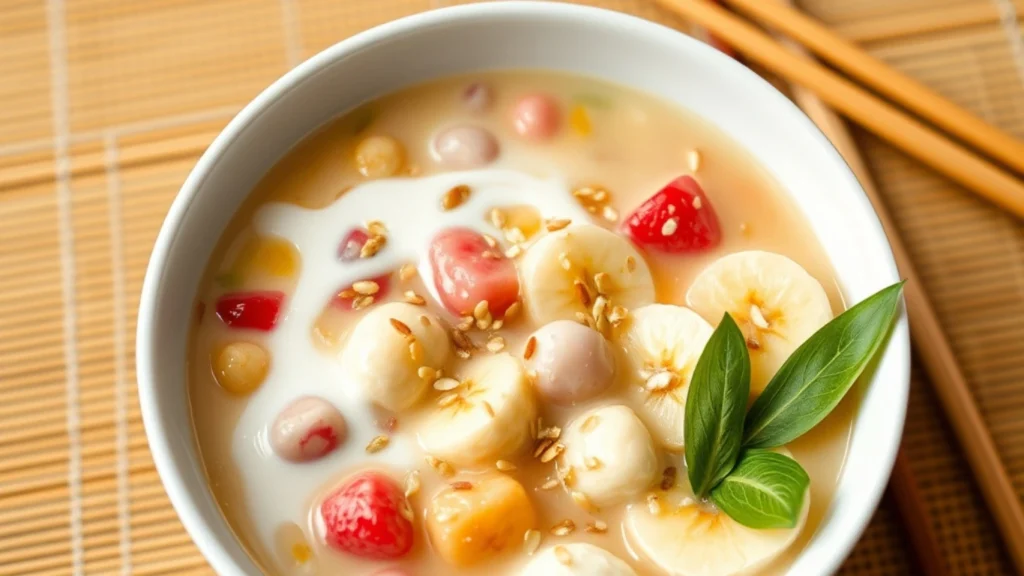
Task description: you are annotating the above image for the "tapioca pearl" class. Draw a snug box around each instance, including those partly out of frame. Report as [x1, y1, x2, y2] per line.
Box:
[270, 396, 348, 463]
[431, 125, 500, 169]
[462, 82, 492, 112]
[511, 94, 561, 140]
[213, 342, 269, 395]
[525, 321, 614, 406]
[355, 135, 405, 178]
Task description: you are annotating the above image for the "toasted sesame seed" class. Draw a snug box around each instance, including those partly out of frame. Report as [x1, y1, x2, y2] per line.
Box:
[390, 318, 412, 336]
[584, 456, 602, 470]
[687, 148, 702, 172]
[647, 493, 663, 515]
[550, 520, 576, 537]
[455, 348, 471, 359]
[545, 218, 571, 232]
[337, 288, 357, 299]
[450, 481, 473, 491]
[534, 438, 555, 458]
[593, 272, 611, 294]
[749, 304, 770, 329]
[489, 208, 507, 229]
[366, 220, 387, 236]
[592, 189, 608, 202]
[433, 377, 460, 391]
[491, 319, 504, 330]
[352, 295, 374, 310]
[404, 470, 421, 497]
[592, 295, 609, 321]
[661, 466, 678, 490]
[661, 218, 679, 236]
[747, 336, 762, 350]
[457, 316, 474, 331]
[537, 426, 561, 440]
[540, 478, 560, 490]
[574, 280, 592, 307]
[524, 336, 537, 360]
[399, 263, 417, 281]
[554, 545, 573, 565]
[419, 315, 431, 327]
[504, 301, 521, 319]
[560, 465, 576, 487]
[473, 300, 490, 320]
[404, 291, 426, 306]
[360, 235, 386, 258]
[476, 316, 492, 331]
[365, 435, 389, 453]
[496, 460, 517, 471]
[559, 252, 572, 271]
[482, 401, 496, 418]
[408, 340, 423, 362]
[354, 280, 380, 295]
[540, 442, 565, 463]
[483, 233, 499, 248]
[585, 520, 609, 534]
[426, 455, 455, 477]
[418, 366, 437, 382]
[602, 205, 619, 222]
[523, 530, 542, 556]
[399, 501, 414, 522]
[505, 244, 523, 258]
[438, 392, 460, 408]
[486, 336, 505, 353]
[441, 184, 471, 210]
[573, 186, 594, 198]
[626, 256, 637, 272]
[505, 227, 527, 244]
[608, 306, 628, 325]
[581, 415, 599, 433]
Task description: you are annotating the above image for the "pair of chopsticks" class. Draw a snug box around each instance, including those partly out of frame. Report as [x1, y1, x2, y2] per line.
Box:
[670, 0, 1024, 572]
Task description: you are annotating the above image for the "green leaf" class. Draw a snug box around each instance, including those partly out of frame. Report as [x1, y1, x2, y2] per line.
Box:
[711, 450, 809, 529]
[685, 313, 750, 498]
[744, 281, 905, 448]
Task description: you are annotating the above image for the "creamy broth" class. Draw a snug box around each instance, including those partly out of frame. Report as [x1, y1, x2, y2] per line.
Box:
[188, 71, 855, 576]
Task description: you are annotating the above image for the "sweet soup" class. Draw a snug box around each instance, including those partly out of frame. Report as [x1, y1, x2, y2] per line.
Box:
[188, 72, 860, 575]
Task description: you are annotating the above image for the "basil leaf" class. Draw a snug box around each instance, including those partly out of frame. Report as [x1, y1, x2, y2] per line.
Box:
[744, 281, 904, 448]
[711, 449, 809, 529]
[685, 313, 750, 498]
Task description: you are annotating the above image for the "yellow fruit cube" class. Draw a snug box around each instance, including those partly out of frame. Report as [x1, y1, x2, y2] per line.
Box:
[426, 474, 536, 567]
[569, 104, 592, 136]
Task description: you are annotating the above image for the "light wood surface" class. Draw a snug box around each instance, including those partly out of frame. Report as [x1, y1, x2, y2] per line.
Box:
[724, 0, 1024, 177]
[652, 0, 1024, 220]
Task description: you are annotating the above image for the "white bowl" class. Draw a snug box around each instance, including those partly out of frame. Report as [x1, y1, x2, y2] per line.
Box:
[137, 3, 910, 574]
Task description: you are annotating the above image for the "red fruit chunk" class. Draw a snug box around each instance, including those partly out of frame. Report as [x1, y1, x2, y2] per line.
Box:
[622, 175, 721, 253]
[215, 291, 284, 331]
[320, 471, 414, 560]
[429, 227, 519, 316]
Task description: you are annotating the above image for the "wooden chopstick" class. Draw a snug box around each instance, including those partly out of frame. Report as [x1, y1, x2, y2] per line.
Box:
[721, 0, 1024, 177]
[768, 21, 948, 573]
[758, 10, 1024, 570]
[650, 0, 1024, 220]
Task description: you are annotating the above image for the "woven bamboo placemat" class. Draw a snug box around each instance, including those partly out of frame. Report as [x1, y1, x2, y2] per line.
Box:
[1, 0, 1022, 574]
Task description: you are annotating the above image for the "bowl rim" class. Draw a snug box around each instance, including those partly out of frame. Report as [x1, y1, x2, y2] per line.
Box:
[137, 2, 910, 575]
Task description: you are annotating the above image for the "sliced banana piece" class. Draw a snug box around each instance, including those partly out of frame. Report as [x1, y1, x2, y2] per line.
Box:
[627, 448, 809, 576]
[522, 543, 638, 575]
[417, 353, 536, 467]
[558, 405, 659, 508]
[520, 224, 655, 329]
[620, 304, 713, 450]
[686, 250, 833, 394]
[339, 302, 450, 411]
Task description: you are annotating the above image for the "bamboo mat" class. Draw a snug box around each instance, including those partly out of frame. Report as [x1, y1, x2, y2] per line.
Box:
[1, 0, 1022, 574]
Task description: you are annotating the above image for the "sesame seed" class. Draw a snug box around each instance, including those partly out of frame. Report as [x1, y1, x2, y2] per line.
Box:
[602, 205, 619, 222]
[661, 218, 679, 236]
[473, 300, 490, 320]
[404, 470, 421, 497]
[450, 481, 473, 491]
[540, 478, 560, 490]
[626, 256, 637, 272]
[560, 466, 576, 487]
[426, 456, 455, 477]
[559, 252, 572, 271]
[496, 460, 517, 471]
[353, 280, 380, 295]
[441, 184, 471, 210]
[687, 148, 702, 172]
[352, 295, 374, 310]
[399, 263, 417, 281]
[365, 435, 390, 453]
[486, 336, 505, 352]
[389, 318, 412, 336]
[661, 466, 678, 490]
[408, 340, 423, 362]
[399, 502, 414, 522]
[419, 315, 431, 327]
[504, 245, 522, 258]
[574, 280, 592, 307]
[647, 493, 663, 515]
[749, 304, 770, 329]
[523, 530, 542, 556]
[585, 520, 608, 534]
[505, 227, 527, 244]
[540, 442, 565, 463]
[433, 377, 460, 391]
[550, 520, 576, 537]
[545, 218, 571, 232]
[404, 291, 426, 305]
[645, 371, 677, 391]
[581, 415, 599, 433]
[418, 366, 436, 382]
[504, 301, 521, 319]
[360, 235, 386, 258]
[482, 401, 496, 417]
[366, 220, 387, 236]
[537, 426, 561, 440]
[523, 336, 537, 360]
[491, 319, 504, 330]
[438, 392, 460, 408]
[489, 208, 507, 229]
[554, 545, 573, 565]
[584, 456, 602, 470]
[593, 272, 611, 294]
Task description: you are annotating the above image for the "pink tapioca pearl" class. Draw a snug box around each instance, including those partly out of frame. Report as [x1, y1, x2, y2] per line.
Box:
[511, 94, 561, 141]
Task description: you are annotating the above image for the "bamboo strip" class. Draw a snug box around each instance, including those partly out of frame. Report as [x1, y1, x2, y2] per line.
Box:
[653, 0, 1024, 218]
[834, 1, 1024, 44]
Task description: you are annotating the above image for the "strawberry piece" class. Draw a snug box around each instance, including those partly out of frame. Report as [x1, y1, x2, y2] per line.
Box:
[320, 471, 414, 560]
[622, 175, 721, 253]
[215, 291, 284, 331]
[338, 228, 370, 262]
[429, 227, 519, 317]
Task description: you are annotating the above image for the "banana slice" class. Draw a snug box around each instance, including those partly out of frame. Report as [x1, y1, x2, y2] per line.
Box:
[522, 543, 638, 575]
[620, 304, 714, 450]
[520, 224, 655, 328]
[339, 302, 450, 412]
[558, 405, 659, 508]
[686, 251, 833, 394]
[626, 448, 809, 576]
[417, 353, 536, 467]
